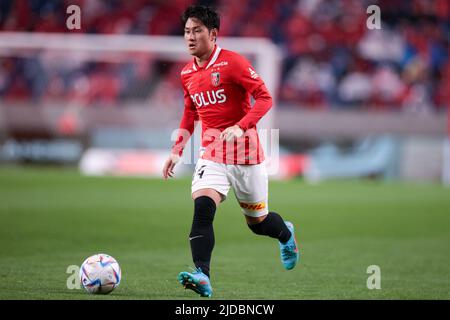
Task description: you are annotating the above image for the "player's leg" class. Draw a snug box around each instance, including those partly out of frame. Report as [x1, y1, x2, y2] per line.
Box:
[247, 212, 299, 270]
[177, 159, 230, 297]
[245, 213, 291, 244]
[189, 188, 222, 278]
[229, 163, 300, 270]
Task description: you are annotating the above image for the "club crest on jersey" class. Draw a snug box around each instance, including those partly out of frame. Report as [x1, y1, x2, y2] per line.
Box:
[211, 72, 220, 87]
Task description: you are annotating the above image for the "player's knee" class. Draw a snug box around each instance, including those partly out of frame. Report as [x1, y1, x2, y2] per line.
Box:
[193, 196, 216, 225]
[245, 214, 267, 225]
[246, 212, 268, 235]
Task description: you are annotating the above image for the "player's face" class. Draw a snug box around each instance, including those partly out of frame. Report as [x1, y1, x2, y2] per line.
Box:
[184, 18, 216, 57]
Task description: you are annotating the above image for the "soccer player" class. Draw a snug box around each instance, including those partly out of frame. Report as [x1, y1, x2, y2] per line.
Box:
[162, 5, 299, 298]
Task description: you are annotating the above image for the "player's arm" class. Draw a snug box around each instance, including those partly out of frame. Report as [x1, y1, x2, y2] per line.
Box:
[220, 56, 272, 141]
[163, 84, 198, 179]
[234, 57, 273, 131]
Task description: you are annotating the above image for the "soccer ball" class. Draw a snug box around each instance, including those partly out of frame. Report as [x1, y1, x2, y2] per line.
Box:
[79, 253, 121, 294]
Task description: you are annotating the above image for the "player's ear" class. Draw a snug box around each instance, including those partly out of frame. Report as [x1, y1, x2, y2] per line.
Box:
[210, 28, 218, 42]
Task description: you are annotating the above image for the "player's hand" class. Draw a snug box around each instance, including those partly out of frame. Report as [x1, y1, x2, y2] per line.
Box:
[219, 125, 244, 142]
[162, 153, 180, 180]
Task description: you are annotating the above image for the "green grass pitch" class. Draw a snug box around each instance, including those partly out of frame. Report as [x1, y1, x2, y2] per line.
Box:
[0, 166, 449, 300]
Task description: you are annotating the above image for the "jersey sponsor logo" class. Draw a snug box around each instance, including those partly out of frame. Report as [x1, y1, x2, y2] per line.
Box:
[211, 72, 220, 87]
[248, 67, 259, 79]
[239, 201, 266, 211]
[212, 61, 228, 67]
[181, 69, 192, 75]
[190, 89, 227, 107]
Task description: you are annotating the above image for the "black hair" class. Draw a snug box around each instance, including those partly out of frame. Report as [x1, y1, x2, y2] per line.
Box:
[181, 5, 220, 31]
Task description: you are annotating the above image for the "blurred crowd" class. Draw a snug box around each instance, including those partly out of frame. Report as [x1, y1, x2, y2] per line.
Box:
[0, 0, 448, 113]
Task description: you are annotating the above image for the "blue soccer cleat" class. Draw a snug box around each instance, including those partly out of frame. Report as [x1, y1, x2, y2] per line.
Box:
[177, 267, 213, 297]
[279, 221, 300, 270]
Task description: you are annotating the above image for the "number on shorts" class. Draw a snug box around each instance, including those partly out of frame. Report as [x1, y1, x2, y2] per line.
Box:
[197, 165, 206, 179]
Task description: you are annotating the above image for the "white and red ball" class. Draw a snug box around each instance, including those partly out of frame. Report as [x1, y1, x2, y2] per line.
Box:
[79, 253, 121, 294]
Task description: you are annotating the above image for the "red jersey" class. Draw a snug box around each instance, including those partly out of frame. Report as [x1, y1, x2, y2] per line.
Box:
[172, 45, 272, 165]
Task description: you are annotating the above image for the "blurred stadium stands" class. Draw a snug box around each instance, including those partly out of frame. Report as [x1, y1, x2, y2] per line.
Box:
[0, 0, 448, 182]
[0, 0, 448, 112]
